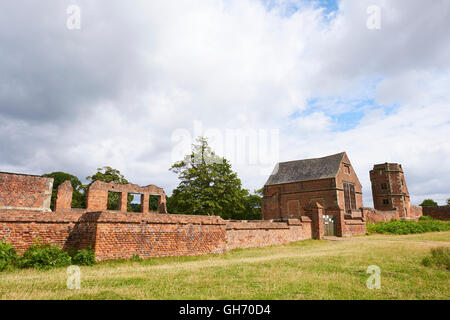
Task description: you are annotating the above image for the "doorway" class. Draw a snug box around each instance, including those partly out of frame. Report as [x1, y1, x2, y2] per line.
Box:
[323, 215, 336, 236]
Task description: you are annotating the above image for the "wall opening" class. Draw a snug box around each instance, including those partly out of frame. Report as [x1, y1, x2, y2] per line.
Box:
[149, 195, 160, 211]
[107, 191, 121, 210]
[128, 193, 142, 212]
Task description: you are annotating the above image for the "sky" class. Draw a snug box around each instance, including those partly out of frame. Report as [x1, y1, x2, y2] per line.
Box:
[0, 0, 449, 206]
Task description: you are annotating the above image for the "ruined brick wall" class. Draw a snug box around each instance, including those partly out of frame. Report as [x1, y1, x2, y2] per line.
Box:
[363, 207, 398, 223]
[93, 213, 226, 260]
[0, 172, 53, 212]
[423, 206, 450, 221]
[0, 210, 227, 261]
[86, 180, 167, 213]
[225, 219, 312, 250]
[0, 209, 95, 252]
[409, 205, 423, 221]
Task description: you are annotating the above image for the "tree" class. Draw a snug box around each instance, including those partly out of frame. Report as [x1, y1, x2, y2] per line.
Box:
[447, 198, 450, 206]
[420, 199, 438, 207]
[169, 137, 251, 219]
[86, 166, 135, 211]
[43, 172, 85, 210]
[242, 189, 263, 220]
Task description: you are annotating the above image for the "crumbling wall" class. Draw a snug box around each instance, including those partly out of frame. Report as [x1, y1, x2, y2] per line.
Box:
[85, 180, 167, 213]
[0, 172, 53, 212]
[363, 207, 398, 223]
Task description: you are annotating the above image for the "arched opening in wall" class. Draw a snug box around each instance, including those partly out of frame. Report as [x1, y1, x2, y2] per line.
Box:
[107, 191, 121, 210]
[128, 193, 142, 212]
[149, 195, 160, 212]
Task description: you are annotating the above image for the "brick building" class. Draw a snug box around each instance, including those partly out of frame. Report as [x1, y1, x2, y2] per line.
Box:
[368, 163, 422, 221]
[262, 152, 366, 237]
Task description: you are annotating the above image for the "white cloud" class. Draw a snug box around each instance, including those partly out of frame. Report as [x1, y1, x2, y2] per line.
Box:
[0, 0, 449, 205]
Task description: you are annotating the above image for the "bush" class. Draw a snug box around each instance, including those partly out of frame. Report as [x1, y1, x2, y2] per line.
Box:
[419, 215, 433, 221]
[131, 254, 144, 262]
[70, 248, 96, 266]
[17, 240, 72, 270]
[0, 241, 18, 271]
[367, 219, 450, 235]
[422, 247, 450, 270]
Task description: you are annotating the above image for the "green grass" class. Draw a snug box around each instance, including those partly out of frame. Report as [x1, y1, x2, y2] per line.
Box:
[0, 232, 449, 300]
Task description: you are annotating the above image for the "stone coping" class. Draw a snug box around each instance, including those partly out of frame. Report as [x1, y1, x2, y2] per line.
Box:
[0, 210, 225, 225]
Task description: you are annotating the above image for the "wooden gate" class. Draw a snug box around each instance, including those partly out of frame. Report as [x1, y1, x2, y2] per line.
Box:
[323, 215, 336, 236]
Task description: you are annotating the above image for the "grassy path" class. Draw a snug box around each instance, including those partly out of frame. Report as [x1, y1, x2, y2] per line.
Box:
[1, 232, 449, 300]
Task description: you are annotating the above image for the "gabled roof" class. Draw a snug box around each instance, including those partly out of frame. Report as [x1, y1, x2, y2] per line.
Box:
[265, 152, 346, 186]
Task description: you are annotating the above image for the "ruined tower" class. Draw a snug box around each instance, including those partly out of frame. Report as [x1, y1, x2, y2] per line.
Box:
[370, 163, 411, 218]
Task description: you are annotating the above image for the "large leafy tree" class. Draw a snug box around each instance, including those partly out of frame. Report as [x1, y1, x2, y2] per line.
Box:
[169, 137, 251, 219]
[43, 172, 85, 210]
[447, 198, 450, 206]
[420, 199, 438, 207]
[86, 166, 135, 211]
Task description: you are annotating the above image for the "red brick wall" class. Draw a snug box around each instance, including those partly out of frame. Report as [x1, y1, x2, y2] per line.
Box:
[93, 213, 226, 260]
[225, 219, 311, 250]
[336, 153, 363, 211]
[55, 181, 73, 211]
[364, 207, 398, 223]
[262, 178, 340, 220]
[0, 209, 95, 252]
[0, 210, 227, 261]
[0, 172, 53, 212]
[423, 206, 450, 221]
[343, 220, 366, 236]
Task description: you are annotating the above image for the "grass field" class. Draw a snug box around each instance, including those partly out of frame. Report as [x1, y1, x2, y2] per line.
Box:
[1, 232, 449, 300]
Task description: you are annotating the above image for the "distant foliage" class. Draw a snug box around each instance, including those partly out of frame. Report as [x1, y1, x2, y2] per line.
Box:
[422, 247, 450, 270]
[419, 199, 438, 207]
[17, 240, 72, 270]
[43, 172, 86, 210]
[70, 248, 96, 266]
[0, 241, 18, 271]
[367, 218, 450, 235]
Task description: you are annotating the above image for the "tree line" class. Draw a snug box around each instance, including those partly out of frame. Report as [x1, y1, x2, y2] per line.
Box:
[43, 137, 263, 220]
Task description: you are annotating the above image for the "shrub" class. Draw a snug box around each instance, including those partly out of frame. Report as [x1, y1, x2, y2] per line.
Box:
[0, 241, 18, 271]
[17, 240, 72, 270]
[70, 248, 96, 266]
[131, 254, 144, 262]
[367, 219, 450, 235]
[419, 216, 433, 221]
[422, 247, 450, 270]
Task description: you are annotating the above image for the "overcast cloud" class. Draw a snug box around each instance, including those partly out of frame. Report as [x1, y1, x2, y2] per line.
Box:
[0, 0, 449, 206]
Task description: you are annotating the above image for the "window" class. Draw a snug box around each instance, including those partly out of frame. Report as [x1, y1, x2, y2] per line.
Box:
[343, 182, 357, 212]
[344, 165, 351, 174]
[382, 199, 389, 205]
[381, 183, 388, 190]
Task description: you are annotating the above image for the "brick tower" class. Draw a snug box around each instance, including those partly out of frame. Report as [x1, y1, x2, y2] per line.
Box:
[370, 163, 411, 218]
